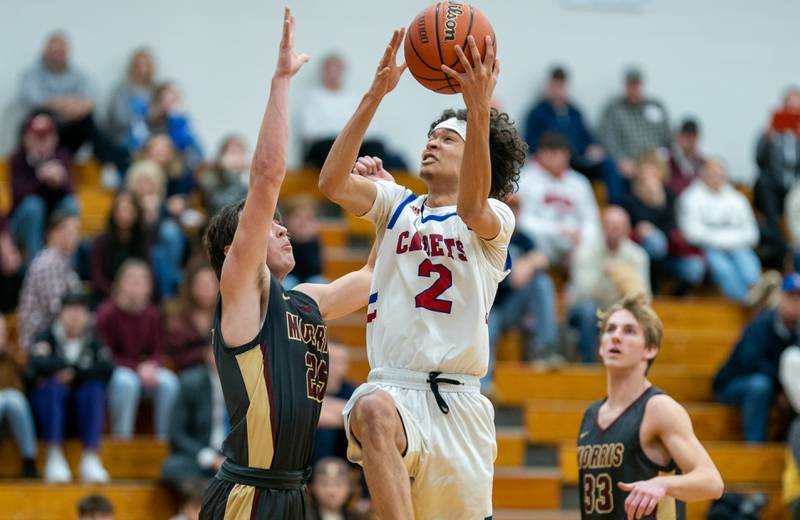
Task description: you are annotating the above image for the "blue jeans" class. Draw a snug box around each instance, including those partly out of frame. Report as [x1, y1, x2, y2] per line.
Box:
[704, 247, 761, 302]
[108, 366, 179, 439]
[31, 379, 106, 449]
[484, 272, 558, 385]
[0, 388, 37, 458]
[716, 373, 774, 443]
[641, 229, 706, 287]
[10, 195, 79, 261]
[568, 300, 599, 363]
[152, 218, 186, 298]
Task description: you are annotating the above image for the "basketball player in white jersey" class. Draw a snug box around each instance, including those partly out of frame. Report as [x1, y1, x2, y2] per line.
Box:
[318, 29, 527, 520]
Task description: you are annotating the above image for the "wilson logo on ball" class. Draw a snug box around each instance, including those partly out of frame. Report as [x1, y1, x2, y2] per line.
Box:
[443, 1, 465, 41]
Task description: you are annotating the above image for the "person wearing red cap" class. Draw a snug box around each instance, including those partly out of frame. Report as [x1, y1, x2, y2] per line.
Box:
[9, 110, 79, 261]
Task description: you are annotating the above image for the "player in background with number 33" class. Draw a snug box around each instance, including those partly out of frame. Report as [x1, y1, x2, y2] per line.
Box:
[318, 28, 527, 520]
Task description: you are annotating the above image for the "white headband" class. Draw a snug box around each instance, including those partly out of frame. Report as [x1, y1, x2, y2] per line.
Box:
[432, 117, 467, 141]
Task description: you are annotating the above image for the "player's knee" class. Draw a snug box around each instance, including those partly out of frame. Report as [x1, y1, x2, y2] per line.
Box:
[352, 392, 397, 441]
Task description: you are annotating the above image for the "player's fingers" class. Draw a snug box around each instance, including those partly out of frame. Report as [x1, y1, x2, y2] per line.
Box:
[492, 58, 500, 81]
[483, 34, 495, 68]
[440, 64, 463, 83]
[391, 28, 405, 58]
[398, 62, 408, 75]
[297, 53, 310, 66]
[453, 44, 473, 75]
[624, 493, 636, 520]
[634, 494, 650, 519]
[643, 496, 659, 516]
[373, 156, 384, 170]
[618, 481, 634, 491]
[466, 35, 482, 70]
[280, 9, 291, 47]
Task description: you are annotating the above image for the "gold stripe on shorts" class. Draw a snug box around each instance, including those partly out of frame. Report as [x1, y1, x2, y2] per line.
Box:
[223, 483, 255, 520]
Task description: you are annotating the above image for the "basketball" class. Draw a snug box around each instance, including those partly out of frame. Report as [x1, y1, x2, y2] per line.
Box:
[404, 1, 495, 94]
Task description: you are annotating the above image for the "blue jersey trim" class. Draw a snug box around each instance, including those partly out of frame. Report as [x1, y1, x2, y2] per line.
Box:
[369, 292, 378, 304]
[421, 211, 458, 223]
[504, 251, 512, 271]
[387, 194, 417, 230]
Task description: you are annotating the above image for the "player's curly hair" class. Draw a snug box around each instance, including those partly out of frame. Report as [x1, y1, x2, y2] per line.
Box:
[428, 108, 527, 200]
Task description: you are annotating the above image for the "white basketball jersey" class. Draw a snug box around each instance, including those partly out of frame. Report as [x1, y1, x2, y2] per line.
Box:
[362, 180, 514, 376]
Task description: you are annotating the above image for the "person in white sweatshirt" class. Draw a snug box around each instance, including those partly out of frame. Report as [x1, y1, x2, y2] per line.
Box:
[517, 132, 600, 269]
[677, 158, 778, 304]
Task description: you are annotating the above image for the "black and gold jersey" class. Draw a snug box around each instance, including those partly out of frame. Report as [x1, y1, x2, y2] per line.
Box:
[577, 386, 685, 520]
[212, 274, 328, 471]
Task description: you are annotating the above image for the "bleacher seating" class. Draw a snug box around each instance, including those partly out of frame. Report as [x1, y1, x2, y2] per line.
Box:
[0, 158, 790, 519]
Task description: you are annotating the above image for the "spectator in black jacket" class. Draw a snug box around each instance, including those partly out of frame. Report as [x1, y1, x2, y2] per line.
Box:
[28, 291, 114, 482]
[713, 273, 800, 442]
[161, 346, 226, 491]
[306, 457, 366, 520]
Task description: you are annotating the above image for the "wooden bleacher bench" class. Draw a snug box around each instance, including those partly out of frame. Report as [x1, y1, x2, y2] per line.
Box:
[494, 363, 716, 404]
[0, 437, 168, 479]
[524, 400, 744, 443]
[0, 481, 176, 519]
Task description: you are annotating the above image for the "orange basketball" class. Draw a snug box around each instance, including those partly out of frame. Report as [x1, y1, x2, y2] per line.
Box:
[404, 1, 495, 94]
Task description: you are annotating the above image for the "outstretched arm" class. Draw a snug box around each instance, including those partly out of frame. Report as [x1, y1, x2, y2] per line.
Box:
[220, 8, 308, 346]
[619, 396, 724, 519]
[442, 35, 501, 240]
[318, 29, 406, 216]
[296, 163, 391, 320]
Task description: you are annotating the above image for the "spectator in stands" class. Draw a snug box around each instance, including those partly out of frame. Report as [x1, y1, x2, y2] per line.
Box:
[18, 211, 81, 349]
[77, 494, 114, 520]
[677, 158, 779, 306]
[97, 260, 178, 439]
[301, 54, 403, 169]
[622, 151, 706, 295]
[0, 217, 24, 312]
[598, 68, 671, 180]
[140, 132, 194, 198]
[283, 195, 325, 289]
[199, 135, 249, 216]
[714, 273, 800, 442]
[785, 183, 800, 271]
[9, 110, 79, 260]
[89, 191, 150, 301]
[167, 479, 205, 520]
[568, 206, 650, 363]
[307, 457, 366, 520]
[28, 292, 114, 482]
[20, 32, 127, 173]
[754, 87, 800, 270]
[164, 263, 217, 372]
[516, 132, 600, 269]
[0, 315, 37, 478]
[667, 118, 705, 197]
[486, 194, 558, 380]
[147, 82, 204, 173]
[161, 346, 225, 491]
[125, 158, 185, 297]
[524, 66, 624, 204]
[312, 343, 357, 464]
[107, 48, 156, 153]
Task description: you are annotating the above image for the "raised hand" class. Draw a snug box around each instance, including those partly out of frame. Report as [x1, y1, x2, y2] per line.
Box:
[275, 7, 309, 79]
[351, 156, 394, 183]
[441, 35, 498, 111]
[367, 28, 408, 99]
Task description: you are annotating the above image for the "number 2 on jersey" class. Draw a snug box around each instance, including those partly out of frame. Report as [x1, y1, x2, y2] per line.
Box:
[415, 259, 453, 313]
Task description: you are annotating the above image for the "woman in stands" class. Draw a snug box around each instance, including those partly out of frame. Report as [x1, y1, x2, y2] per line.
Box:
[577, 293, 723, 519]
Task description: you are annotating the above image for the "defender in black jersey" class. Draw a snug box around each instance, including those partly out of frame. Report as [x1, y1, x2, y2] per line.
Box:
[578, 294, 723, 520]
[199, 10, 377, 519]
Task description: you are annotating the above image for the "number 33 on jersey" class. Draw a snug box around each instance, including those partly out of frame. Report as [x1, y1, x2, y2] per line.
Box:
[361, 180, 515, 377]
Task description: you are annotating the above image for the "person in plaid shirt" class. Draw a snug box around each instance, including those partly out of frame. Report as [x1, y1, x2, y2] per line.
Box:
[17, 211, 81, 349]
[598, 68, 671, 181]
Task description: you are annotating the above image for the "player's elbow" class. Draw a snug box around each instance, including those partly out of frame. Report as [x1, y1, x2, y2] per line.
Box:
[708, 471, 725, 500]
[456, 203, 486, 229]
[318, 171, 343, 200]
